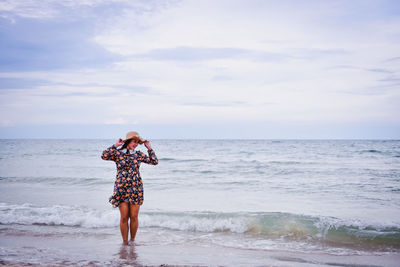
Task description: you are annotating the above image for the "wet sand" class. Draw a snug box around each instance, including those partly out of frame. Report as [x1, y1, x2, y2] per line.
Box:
[1, 226, 400, 267]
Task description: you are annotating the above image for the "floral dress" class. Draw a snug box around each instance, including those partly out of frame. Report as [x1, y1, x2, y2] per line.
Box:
[101, 145, 158, 208]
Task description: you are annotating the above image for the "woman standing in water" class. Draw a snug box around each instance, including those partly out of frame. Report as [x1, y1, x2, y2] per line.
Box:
[102, 131, 158, 245]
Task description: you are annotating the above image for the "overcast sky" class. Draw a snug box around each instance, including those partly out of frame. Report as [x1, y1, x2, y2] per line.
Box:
[0, 0, 399, 139]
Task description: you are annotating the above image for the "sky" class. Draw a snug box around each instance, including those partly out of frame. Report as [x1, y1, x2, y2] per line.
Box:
[0, 0, 399, 139]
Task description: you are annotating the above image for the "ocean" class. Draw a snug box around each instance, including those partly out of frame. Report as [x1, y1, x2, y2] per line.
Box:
[0, 139, 399, 266]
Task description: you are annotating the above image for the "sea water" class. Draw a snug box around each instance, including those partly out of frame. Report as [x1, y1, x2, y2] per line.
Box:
[0, 139, 399, 265]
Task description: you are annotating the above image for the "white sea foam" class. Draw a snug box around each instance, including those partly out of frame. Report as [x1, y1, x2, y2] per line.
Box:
[0, 202, 119, 228]
[0, 203, 251, 232]
[140, 212, 249, 233]
[1, 202, 399, 243]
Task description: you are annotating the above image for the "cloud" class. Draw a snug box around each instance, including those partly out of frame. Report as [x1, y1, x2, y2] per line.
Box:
[385, 56, 400, 62]
[366, 68, 393, 74]
[0, 77, 48, 89]
[181, 100, 247, 107]
[378, 77, 400, 83]
[0, 0, 399, 138]
[0, 17, 121, 71]
[133, 47, 250, 61]
[130, 46, 298, 62]
[212, 75, 233, 81]
[0, 0, 134, 20]
[0, 75, 155, 97]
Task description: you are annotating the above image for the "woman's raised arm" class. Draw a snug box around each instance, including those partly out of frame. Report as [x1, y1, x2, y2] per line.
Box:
[101, 139, 124, 161]
[137, 141, 158, 165]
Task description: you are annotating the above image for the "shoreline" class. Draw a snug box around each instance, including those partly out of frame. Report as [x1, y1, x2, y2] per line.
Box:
[1, 227, 400, 267]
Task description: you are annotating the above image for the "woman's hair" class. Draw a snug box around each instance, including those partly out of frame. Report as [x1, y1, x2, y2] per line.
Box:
[121, 139, 133, 149]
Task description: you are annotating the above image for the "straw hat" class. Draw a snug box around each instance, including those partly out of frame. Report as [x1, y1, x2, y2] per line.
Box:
[124, 131, 146, 144]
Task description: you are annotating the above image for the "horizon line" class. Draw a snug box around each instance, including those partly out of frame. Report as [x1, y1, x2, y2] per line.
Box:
[0, 138, 398, 141]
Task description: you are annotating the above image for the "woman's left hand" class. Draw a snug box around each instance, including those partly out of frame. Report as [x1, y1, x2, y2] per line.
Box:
[144, 140, 152, 150]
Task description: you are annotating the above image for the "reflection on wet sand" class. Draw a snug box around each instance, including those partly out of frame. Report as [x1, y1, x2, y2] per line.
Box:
[119, 243, 138, 264]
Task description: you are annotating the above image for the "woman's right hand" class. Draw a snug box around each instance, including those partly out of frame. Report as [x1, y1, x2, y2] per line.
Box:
[115, 138, 124, 147]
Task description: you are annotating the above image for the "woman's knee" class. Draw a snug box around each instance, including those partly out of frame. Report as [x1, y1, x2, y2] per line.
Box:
[120, 215, 129, 223]
[129, 204, 140, 222]
[129, 214, 138, 223]
[119, 202, 130, 223]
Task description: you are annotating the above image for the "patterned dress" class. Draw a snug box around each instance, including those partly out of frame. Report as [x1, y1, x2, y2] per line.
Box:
[101, 145, 158, 208]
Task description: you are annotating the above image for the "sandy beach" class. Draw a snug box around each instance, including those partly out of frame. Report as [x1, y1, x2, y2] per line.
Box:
[1, 224, 400, 267]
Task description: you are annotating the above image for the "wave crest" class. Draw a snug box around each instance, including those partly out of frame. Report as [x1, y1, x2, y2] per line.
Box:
[1, 203, 399, 250]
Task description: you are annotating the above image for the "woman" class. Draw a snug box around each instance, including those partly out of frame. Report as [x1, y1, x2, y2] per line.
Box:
[101, 131, 158, 245]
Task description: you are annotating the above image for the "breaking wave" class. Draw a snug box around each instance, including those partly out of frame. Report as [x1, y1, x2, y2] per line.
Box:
[1, 203, 399, 251]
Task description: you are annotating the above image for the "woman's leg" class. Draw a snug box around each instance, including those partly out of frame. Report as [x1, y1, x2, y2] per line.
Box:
[119, 202, 130, 245]
[129, 204, 140, 242]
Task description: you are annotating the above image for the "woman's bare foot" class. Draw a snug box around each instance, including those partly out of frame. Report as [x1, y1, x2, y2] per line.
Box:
[122, 240, 129, 245]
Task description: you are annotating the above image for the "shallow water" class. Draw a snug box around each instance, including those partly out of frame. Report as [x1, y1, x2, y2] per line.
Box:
[0, 139, 399, 265]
